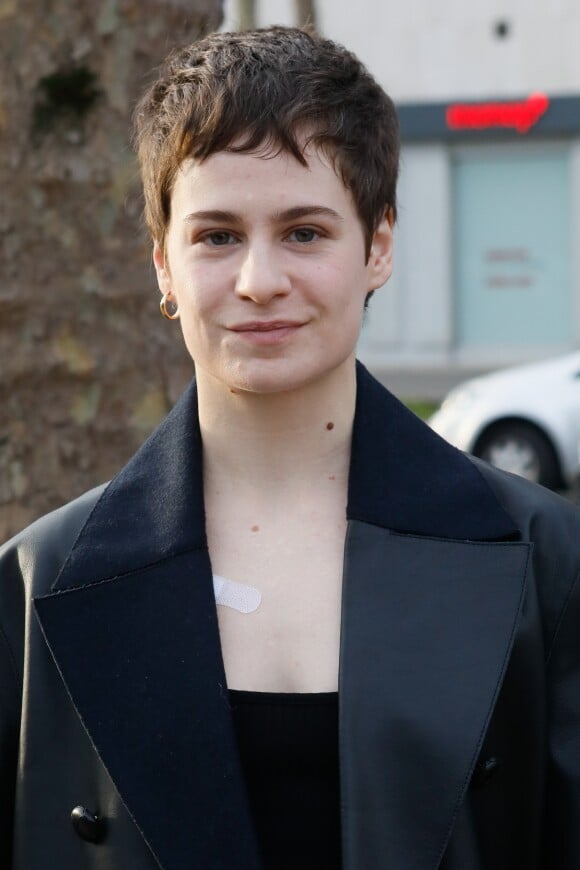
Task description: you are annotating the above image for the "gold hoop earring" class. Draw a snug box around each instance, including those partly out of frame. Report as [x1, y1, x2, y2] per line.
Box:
[160, 293, 180, 320]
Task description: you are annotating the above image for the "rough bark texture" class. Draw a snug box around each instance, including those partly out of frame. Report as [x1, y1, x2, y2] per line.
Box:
[294, 0, 317, 29]
[237, 0, 256, 30]
[0, 0, 223, 542]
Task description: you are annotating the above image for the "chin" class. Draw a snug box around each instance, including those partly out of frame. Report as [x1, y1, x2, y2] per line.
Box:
[226, 370, 311, 396]
[219, 355, 353, 396]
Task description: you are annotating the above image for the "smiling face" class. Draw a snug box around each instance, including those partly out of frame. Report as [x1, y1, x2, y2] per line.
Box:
[153, 145, 393, 396]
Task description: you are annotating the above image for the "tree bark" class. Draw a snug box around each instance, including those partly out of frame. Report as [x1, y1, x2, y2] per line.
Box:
[294, 0, 317, 29]
[237, 0, 257, 30]
[0, 0, 223, 540]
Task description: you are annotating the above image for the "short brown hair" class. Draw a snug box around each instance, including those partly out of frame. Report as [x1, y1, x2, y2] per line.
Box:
[133, 26, 399, 255]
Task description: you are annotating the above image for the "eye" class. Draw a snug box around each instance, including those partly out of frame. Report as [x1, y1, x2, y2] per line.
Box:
[201, 230, 238, 247]
[287, 227, 320, 243]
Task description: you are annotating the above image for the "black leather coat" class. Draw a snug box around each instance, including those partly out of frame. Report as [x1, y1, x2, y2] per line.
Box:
[1, 363, 580, 869]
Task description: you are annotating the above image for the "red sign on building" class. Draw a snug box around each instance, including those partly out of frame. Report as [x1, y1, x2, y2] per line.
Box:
[446, 93, 550, 134]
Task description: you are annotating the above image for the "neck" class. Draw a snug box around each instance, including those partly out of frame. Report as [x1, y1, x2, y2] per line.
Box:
[197, 360, 357, 496]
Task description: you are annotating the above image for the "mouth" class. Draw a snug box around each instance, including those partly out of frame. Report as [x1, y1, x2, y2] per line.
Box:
[228, 320, 305, 345]
[230, 320, 304, 332]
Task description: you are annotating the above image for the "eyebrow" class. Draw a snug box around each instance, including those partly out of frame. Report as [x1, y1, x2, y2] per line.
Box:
[183, 206, 344, 224]
[184, 209, 240, 224]
[273, 206, 344, 223]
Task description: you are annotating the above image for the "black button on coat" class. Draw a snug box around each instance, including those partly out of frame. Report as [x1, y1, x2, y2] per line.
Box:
[1, 363, 579, 869]
[71, 806, 105, 843]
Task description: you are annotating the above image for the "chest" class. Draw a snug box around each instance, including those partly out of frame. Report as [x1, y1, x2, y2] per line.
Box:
[206, 497, 347, 692]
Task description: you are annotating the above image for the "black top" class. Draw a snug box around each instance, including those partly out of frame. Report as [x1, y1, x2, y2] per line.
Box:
[228, 690, 341, 869]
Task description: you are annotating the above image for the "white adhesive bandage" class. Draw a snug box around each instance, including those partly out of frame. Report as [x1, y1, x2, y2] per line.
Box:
[213, 574, 262, 614]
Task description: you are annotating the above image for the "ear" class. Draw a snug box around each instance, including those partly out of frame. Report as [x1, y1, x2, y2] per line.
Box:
[366, 209, 394, 293]
[153, 240, 173, 296]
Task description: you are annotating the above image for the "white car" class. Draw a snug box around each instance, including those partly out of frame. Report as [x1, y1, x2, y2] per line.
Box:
[428, 352, 580, 490]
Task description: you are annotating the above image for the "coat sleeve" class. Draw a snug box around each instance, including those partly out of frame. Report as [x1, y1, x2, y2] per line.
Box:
[542, 503, 580, 866]
[0, 542, 24, 870]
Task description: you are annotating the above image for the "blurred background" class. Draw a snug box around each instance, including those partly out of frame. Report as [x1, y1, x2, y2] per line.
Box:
[2, 0, 580, 538]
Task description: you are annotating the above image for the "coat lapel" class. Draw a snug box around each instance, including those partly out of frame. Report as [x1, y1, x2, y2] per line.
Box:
[34, 363, 529, 870]
[34, 382, 261, 870]
[339, 364, 530, 870]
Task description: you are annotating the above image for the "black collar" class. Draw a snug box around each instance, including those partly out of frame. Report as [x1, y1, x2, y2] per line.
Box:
[348, 361, 519, 539]
[54, 361, 518, 592]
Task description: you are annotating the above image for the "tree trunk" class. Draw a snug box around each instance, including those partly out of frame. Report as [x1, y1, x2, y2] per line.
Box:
[237, 0, 257, 30]
[295, 0, 318, 29]
[0, 0, 223, 541]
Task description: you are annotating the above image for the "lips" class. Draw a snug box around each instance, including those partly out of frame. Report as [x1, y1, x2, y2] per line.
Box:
[228, 320, 305, 345]
[230, 320, 304, 332]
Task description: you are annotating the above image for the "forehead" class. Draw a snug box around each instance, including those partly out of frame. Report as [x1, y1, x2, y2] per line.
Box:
[169, 144, 356, 220]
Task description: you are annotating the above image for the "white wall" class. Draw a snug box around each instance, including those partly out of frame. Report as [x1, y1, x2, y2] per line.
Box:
[220, 0, 580, 370]
[359, 145, 454, 367]
[222, 0, 580, 101]
[570, 142, 580, 342]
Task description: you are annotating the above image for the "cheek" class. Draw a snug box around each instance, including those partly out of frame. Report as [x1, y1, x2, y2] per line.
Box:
[181, 259, 229, 301]
[322, 259, 369, 308]
[177, 284, 223, 345]
[171, 269, 213, 314]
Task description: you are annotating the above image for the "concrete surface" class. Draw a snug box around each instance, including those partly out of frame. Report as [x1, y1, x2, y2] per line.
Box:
[369, 364, 492, 404]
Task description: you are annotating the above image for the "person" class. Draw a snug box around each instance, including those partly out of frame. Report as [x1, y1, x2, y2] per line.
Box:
[1, 25, 580, 870]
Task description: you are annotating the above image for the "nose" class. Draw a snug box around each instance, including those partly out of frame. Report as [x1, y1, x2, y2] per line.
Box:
[235, 242, 291, 304]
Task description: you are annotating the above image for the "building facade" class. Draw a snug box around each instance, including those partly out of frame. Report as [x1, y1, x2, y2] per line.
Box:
[223, 0, 580, 375]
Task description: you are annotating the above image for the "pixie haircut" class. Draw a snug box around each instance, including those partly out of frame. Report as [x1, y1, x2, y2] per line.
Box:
[133, 26, 400, 255]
